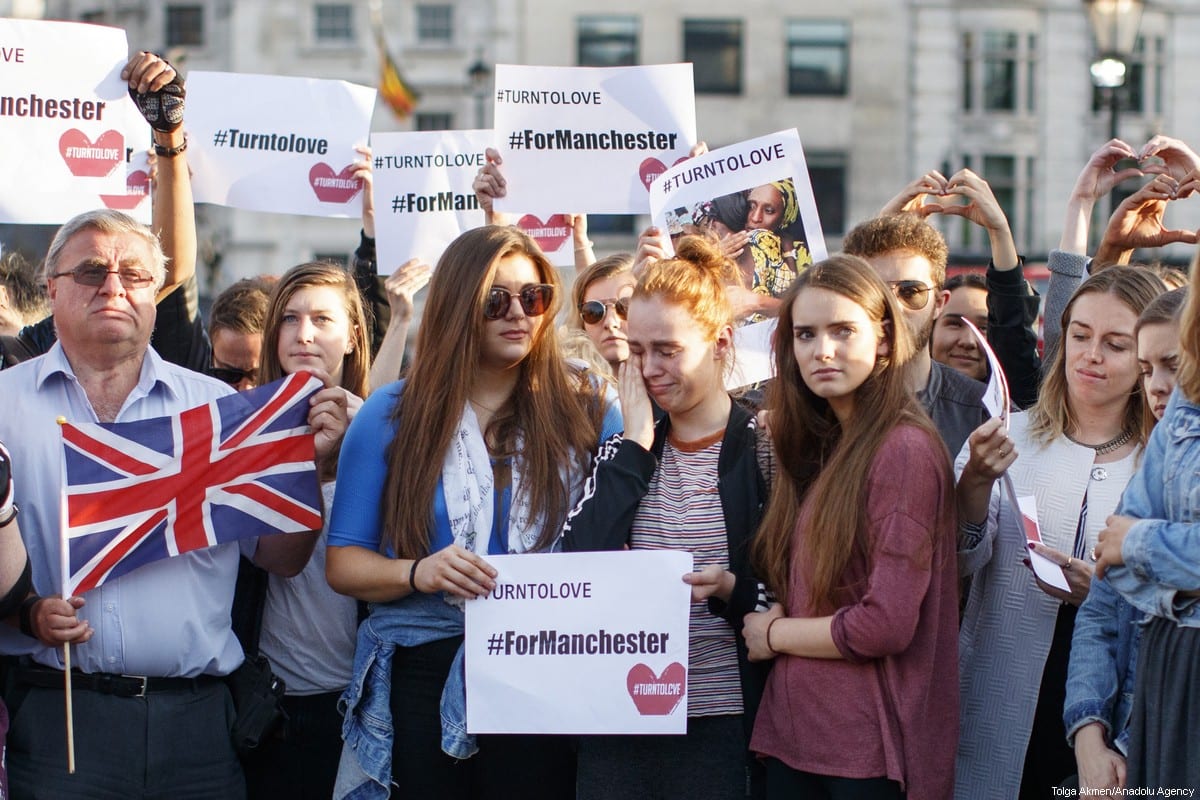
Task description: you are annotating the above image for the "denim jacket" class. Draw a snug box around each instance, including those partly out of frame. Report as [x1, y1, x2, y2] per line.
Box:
[1107, 388, 1200, 626]
[1063, 576, 1142, 755]
[332, 592, 473, 800]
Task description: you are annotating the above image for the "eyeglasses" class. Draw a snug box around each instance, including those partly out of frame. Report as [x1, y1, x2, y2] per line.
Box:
[52, 264, 156, 289]
[483, 284, 554, 321]
[578, 298, 629, 325]
[886, 280, 936, 311]
[207, 365, 256, 386]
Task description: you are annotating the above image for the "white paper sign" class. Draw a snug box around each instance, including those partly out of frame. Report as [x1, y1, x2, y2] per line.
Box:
[1013, 493, 1071, 592]
[0, 19, 141, 223]
[465, 550, 692, 735]
[650, 129, 828, 270]
[370, 130, 489, 270]
[185, 71, 376, 218]
[728, 319, 777, 390]
[493, 64, 697, 215]
[51, 125, 153, 225]
[964, 318, 1010, 428]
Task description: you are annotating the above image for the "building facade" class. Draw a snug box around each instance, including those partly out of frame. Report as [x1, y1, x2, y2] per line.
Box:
[6, 0, 1200, 289]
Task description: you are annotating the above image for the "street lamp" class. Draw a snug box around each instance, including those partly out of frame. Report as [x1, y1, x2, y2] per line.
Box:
[1084, 0, 1145, 141]
[467, 51, 492, 130]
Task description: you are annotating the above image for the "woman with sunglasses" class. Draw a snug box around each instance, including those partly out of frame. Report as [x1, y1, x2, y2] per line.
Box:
[569, 254, 636, 374]
[953, 267, 1165, 798]
[562, 235, 770, 799]
[326, 226, 620, 800]
[241, 261, 369, 800]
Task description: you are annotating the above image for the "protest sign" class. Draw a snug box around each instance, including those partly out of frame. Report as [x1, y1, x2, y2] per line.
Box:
[185, 71, 375, 218]
[370, 130, 489, 270]
[650, 130, 827, 282]
[492, 64, 696, 215]
[0, 19, 140, 223]
[728, 320, 777, 390]
[465, 550, 692, 735]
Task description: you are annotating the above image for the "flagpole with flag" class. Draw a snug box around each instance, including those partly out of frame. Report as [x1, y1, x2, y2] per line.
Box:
[370, 0, 419, 119]
[56, 416, 76, 774]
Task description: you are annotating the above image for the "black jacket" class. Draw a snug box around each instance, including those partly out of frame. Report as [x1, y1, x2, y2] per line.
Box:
[562, 401, 769, 785]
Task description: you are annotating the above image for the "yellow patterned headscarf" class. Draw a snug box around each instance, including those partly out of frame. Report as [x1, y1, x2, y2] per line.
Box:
[770, 179, 799, 230]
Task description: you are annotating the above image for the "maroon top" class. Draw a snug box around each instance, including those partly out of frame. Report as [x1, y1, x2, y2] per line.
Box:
[751, 425, 959, 799]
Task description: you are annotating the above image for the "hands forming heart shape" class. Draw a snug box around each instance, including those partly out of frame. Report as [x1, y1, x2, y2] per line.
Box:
[879, 168, 1010, 235]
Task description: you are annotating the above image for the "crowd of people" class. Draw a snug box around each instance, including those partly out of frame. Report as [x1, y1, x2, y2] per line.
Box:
[2, 49, 1200, 800]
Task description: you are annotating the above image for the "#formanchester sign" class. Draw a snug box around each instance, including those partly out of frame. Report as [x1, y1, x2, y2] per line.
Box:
[492, 63, 697, 215]
[465, 550, 692, 735]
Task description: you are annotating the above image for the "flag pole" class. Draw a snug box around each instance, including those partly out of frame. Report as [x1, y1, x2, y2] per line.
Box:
[57, 416, 76, 773]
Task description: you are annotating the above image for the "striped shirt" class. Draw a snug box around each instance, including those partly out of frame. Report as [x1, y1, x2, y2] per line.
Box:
[629, 430, 743, 717]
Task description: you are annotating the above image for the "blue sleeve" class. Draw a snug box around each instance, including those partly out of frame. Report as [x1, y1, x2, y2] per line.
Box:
[600, 385, 623, 441]
[1064, 576, 1123, 741]
[328, 382, 401, 550]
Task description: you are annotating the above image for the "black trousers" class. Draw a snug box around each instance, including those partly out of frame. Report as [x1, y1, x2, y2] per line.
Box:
[242, 690, 343, 800]
[390, 636, 576, 799]
[5, 679, 244, 800]
[763, 759, 904, 800]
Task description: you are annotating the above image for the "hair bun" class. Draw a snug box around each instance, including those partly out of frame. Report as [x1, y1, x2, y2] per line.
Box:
[673, 234, 738, 285]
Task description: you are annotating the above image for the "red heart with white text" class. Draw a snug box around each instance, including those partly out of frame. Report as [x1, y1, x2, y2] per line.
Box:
[100, 169, 150, 210]
[59, 129, 124, 177]
[309, 163, 363, 204]
[517, 214, 571, 253]
[626, 662, 686, 716]
[638, 156, 689, 191]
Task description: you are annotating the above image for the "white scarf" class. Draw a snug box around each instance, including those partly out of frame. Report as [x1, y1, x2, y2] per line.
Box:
[441, 403, 542, 558]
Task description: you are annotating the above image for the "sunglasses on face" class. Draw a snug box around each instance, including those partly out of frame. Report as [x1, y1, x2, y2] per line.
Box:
[207, 365, 256, 386]
[52, 264, 156, 289]
[886, 280, 936, 311]
[578, 298, 630, 325]
[483, 284, 554, 321]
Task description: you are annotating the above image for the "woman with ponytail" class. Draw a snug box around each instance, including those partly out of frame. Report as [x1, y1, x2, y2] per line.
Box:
[563, 235, 771, 799]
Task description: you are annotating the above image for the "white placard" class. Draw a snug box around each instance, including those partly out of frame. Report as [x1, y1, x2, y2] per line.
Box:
[0, 19, 140, 223]
[964, 318, 1011, 427]
[1012, 493, 1071, 592]
[370, 130, 489, 270]
[66, 125, 153, 224]
[465, 550, 692, 735]
[650, 129, 828, 267]
[492, 64, 697, 215]
[728, 319, 777, 390]
[184, 71, 376, 218]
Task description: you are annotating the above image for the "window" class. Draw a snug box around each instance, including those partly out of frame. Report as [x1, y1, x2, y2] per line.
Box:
[1091, 36, 1165, 116]
[684, 20, 742, 95]
[415, 112, 453, 132]
[577, 16, 639, 67]
[786, 20, 849, 96]
[587, 215, 636, 235]
[416, 4, 453, 43]
[961, 29, 1036, 113]
[315, 4, 354, 43]
[165, 5, 204, 48]
[806, 152, 846, 236]
[950, 154, 1035, 252]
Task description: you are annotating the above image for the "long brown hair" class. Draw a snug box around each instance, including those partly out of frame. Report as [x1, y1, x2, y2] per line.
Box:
[382, 225, 604, 557]
[258, 261, 370, 399]
[753, 254, 947, 610]
[1028, 266, 1164, 447]
[1176, 247, 1200, 403]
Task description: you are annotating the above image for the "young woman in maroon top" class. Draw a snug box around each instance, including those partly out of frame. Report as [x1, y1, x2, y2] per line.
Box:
[744, 254, 960, 800]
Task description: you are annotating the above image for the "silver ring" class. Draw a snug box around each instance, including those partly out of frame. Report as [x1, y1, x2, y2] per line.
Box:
[1090, 547, 1098, 561]
[1066, 558, 1073, 570]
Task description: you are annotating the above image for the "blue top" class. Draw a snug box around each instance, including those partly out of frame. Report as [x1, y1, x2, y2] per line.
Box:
[328, 379, 621, 554]
[1108, 387, 1200, 626]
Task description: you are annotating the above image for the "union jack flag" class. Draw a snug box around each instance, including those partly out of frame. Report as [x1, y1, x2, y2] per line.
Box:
[60, 372, 324, 596]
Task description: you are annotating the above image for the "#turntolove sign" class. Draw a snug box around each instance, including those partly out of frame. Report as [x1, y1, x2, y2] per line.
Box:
[464, 550, 692, 734]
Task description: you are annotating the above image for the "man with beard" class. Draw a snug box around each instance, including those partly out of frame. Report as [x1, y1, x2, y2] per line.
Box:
[843, 213, 989, 458]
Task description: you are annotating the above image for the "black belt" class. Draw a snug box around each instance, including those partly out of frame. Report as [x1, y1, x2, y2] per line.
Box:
[16, 665, 222, 698]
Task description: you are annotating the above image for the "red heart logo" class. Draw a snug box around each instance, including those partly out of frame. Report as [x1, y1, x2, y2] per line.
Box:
[517, 214, 571, 253]
[309, 163, 363, 204]
[626, 662, 686, 716]
[58, 129, 124, 178]
[638, 156, 690, 192]
[100, 169, 150, 210]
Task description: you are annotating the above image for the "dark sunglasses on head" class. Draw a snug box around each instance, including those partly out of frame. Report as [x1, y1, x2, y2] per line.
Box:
[483, 284, 554, 321]
[52, 264, 156, 289]
[886, 280, 936, 311]
[578, 298, 629, 325]
[207, 365, 256, 386]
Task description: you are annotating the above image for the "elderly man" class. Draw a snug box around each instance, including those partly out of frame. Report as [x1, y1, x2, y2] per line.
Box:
[0, 210, 321, 798]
